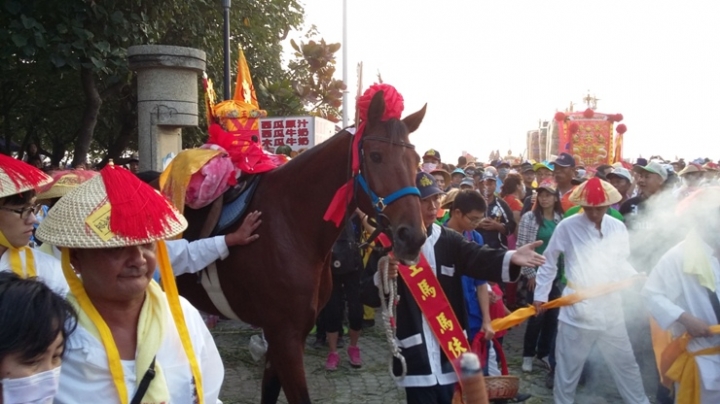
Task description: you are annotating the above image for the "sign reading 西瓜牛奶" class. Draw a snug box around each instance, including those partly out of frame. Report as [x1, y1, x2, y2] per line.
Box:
[258, 116, 336, 151]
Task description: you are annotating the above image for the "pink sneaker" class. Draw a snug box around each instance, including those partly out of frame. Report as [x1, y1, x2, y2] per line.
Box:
[348, 346, 362, 368]
[325, 351, 340, 371]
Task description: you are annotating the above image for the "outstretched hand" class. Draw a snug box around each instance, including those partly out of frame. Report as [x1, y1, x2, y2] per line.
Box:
[511, 240, 545, 268]
[225, 211, 262, 247]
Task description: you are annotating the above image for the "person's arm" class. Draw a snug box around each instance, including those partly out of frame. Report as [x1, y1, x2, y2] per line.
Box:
[477, 281, 494, 340]
[641, 250, 688, 331]
[533, 224, 564, 304]
[451, 228, 544, 283]
[165, 211, 262, 276]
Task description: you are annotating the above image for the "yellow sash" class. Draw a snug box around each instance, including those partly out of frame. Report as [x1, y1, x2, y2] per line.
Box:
[662, 328, 720, 404]
[61, 241, 204, 404]
[0, 230, 36, 278]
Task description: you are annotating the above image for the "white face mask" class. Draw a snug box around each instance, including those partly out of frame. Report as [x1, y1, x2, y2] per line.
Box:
[2, 366, 61, 404]
[421, 162, 437, 173]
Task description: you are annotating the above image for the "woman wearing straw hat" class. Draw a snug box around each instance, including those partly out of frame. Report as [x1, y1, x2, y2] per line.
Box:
[0, 153, 68, 295]
[37, 164, 224, 404]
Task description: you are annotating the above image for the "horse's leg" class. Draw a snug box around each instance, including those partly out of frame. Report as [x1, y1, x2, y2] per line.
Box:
[260, 351, 282, 404]
[263, 328, 313, 404]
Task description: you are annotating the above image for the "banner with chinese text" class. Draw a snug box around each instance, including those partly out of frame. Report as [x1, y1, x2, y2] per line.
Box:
[258, 116, 336, 151]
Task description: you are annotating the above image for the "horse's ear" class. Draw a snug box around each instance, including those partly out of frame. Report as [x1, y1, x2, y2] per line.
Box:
[403, 103, 427, 134]
[367, 90, 386, 126]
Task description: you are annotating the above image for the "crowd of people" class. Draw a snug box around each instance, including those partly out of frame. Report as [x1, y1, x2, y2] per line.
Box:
[395, 148, 720, 403]
[2, 140, 720, 404]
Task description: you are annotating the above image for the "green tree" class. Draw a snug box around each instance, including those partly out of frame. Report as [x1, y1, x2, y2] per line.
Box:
[288, 26, 345, 123]
[0, 0, 305, 165]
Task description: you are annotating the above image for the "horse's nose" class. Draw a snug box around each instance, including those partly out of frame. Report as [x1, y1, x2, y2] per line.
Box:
[394, 224, 426, 259]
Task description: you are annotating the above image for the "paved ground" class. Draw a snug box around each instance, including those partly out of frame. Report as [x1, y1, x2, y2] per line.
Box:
[213, 313, 658, 404]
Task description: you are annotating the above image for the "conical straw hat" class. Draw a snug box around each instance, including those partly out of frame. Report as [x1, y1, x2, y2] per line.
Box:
[568, 177, 622, 207]
[0, 153, 52, 199]
[37, 165, 187, 249]
[36, 170, 99, 201]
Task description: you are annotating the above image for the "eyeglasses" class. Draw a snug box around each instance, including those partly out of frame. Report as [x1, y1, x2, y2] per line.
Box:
[464, 214, 484, 225]
[0, 204, 39, 220]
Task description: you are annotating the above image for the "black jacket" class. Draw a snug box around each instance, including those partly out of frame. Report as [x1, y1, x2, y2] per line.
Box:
[388, 224, 520, 386]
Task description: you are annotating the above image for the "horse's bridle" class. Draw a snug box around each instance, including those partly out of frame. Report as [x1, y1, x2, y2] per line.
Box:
[352, 135, 421, 247]
[356, 135, 421, 213]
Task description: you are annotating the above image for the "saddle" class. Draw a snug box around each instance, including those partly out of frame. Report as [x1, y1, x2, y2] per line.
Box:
[195, 174, 261, 240]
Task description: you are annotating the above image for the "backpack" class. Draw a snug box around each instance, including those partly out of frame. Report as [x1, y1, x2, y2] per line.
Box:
[330, 216, 362, 275]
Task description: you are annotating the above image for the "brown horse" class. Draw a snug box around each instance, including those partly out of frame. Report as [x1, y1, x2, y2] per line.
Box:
[173, 90, 427, 403]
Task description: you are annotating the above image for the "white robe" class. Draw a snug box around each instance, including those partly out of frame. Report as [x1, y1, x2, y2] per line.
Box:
[534, 213, 638, 330]
[0, 248, 68, 295]
[55, 296, 225, 404]
[642, 240, 720, 394]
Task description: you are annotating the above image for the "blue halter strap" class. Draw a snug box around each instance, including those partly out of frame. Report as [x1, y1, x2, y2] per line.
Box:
[356, 174, 421, 212]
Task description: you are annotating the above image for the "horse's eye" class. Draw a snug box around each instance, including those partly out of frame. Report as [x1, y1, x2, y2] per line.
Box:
[370, 152, 382, 163]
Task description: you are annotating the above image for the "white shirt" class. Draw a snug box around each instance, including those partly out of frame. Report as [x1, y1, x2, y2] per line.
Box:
[55, 296, 224, 404]
[534, 213, 638, 330]
[38, 236, 230, 277]
[0, 248, 69, 295]
[642, 240, 720, 390]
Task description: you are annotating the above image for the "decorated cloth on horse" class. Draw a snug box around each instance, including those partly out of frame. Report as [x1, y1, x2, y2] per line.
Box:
[0, 153, 68, 294]
[161, 49, 287, 212]
[37, 164, 224, 404]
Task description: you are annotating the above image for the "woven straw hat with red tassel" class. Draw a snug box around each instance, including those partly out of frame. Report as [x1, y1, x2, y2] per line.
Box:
[37, 163, 187, 248]
[568, 177, 622, 207]
[0, 153, 53, 199]
[36, 170, 99, 201]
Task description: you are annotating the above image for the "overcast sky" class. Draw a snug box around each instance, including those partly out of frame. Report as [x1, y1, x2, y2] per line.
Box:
[283, 0, 719, 163]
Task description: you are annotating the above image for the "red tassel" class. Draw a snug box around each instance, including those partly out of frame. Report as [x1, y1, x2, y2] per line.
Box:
[582, 177, 606, 205]
[0, 154, 49, 192]
[100, 164, 176, 240]
[323, 180, 354, 227]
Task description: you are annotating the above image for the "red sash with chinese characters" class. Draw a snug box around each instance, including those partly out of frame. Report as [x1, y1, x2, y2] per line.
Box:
[377, 234, 471, 380]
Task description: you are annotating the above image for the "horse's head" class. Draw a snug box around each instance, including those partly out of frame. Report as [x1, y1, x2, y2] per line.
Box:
[359, 90, 427, 264]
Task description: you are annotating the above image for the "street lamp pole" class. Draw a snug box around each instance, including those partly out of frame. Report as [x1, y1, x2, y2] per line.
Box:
[342, 0, 349, 128]
[222, 0, 232, 100]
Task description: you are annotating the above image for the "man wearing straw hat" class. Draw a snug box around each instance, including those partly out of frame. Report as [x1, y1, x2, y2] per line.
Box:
[35, 169, 262, 276]
[0, 153, 67, 294]
[37, 164, 224, 404]
[533, 177, 650, 404]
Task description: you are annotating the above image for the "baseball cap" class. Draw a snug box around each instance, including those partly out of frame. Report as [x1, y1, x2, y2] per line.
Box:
[451, 168, 466, 177]
[460, 177, 474, 188]
[520, 162, 534, 173]
[635, 161, 668, 181]
[533, 162, 554, 172]
[482, 171, 498, 181]
[423, 149, 441, 161]
[553, 153, 576, 168]
[416, 172, 444, 199]
[635, 158, 648, 167]
[536, 179, 558, 194]
[464, 167, 476, 177]
[606, 167, 632, 182]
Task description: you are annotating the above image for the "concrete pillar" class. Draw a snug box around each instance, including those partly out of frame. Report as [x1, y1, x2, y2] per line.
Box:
[128, 45, 207, 172]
